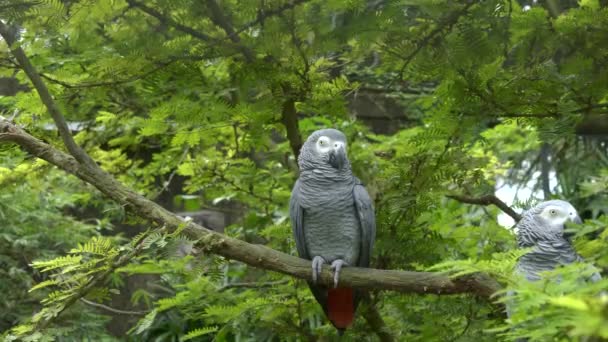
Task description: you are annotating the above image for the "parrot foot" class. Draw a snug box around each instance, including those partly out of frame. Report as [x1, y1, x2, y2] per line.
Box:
[311, 256, 327, 284]
[330, 259, 348, 288]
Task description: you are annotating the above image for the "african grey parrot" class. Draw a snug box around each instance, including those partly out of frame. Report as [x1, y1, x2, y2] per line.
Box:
[289, 128, 375, 333]
[507, 200, 602, 323]
[514, 200, 601, 283]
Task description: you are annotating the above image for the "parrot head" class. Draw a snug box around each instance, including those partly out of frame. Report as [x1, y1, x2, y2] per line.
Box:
[527, 200, 582, 233]
[299, 128, 350, 171]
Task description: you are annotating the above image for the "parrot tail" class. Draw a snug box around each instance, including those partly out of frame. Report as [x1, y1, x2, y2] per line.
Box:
[327, 287, 355, 330]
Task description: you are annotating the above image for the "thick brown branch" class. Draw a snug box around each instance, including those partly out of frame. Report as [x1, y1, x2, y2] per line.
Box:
[281, 98, 303, 162]
[0, 120, 502, 301]
[0, 21, 94, 166]
[446, 194, 522, 222]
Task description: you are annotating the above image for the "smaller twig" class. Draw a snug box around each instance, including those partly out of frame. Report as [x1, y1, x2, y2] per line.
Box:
[39, 59, 176, 89]
[127, 0, 218, 43]
[205, 0, 255, 62]
[232, 123, 239, 154]
[231, 0, 311, 38]
[151, 146, 190, 199]
[0, 1, 41, 11]
[34, 233, 154, 331]
[80, 298, 149, 316]
[395, 1, 475, 81]
[539, 143, 552, 200]
[446, 194, 522, 222]
[218, 280, 288, 292]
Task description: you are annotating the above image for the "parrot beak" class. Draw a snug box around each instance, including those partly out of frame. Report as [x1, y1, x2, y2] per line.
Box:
[570, 215, 583, 224]
[329, 145, 347, 170]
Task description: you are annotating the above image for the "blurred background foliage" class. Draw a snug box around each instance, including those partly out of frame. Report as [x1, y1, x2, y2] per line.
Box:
[0, 0, 607, 340]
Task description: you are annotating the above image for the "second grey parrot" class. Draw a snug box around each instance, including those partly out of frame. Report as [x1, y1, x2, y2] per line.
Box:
[507, 200, 602, 327]
[289, 128, 375, 333]
[514, 200, 600, 282]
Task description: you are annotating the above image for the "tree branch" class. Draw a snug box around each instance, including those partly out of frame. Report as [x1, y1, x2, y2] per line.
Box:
[362, 294, 395, 342]
[540, 143, 552, 200]
[0, 20, 94, 166]
[396, 1, 475, 80]
[38, 59, 177, 89]
[218, 280, 288, 292]
[80, 298, 149, 316]
[0, 1, 41, 11]
[446, 194, 522, 222]
[126, 0, 218, 43]
[231, 0, 311, 39]
[204, 0, 255, 62]
[0, 120, 502, 299]
[281, 97, 303, 162]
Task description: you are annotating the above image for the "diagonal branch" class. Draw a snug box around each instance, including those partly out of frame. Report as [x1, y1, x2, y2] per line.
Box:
[204, 0, 255, 62]
[446, 194, 522, 222]
[38, 59, 177, 89]
[126, 0, 218, 43]
[0, 119, 502, 329]
[231, 0, 311, 38]
[396, 1, 475, 80]
[80, 298, 149, 316]
[0, 20, 95, 166]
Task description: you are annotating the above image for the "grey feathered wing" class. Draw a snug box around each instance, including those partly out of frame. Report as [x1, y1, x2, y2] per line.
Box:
[289, 179, 309, 260]
[353, 177, 376, 268]
[351, 178, 376, 317]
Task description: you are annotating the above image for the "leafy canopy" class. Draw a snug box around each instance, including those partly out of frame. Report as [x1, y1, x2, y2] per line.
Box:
[1, 0, 607, 341]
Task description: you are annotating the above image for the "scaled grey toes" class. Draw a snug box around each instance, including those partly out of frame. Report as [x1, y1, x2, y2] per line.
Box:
[330, 259, 348, 288]
[311, 256, 326, 284]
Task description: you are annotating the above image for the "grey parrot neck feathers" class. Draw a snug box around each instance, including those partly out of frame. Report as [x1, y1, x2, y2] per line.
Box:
[516, 214, 564, 247]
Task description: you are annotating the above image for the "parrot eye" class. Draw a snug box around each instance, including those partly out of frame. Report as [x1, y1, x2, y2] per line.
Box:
[317, 136, 331, 147]
[549, 209, 557, 215]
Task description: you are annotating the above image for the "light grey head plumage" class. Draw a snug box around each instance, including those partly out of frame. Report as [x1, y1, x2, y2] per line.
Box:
[516, 200, 581, 247]
[298, 128, 351, 173]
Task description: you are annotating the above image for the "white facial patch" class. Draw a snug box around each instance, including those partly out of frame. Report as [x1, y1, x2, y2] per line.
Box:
[539, 205, 573, 226]
[316, 136, 332, 153]
[315, 135, 347, 154]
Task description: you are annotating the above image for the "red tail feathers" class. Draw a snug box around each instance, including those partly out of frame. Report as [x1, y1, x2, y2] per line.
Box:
[327, 287, 355, 329]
